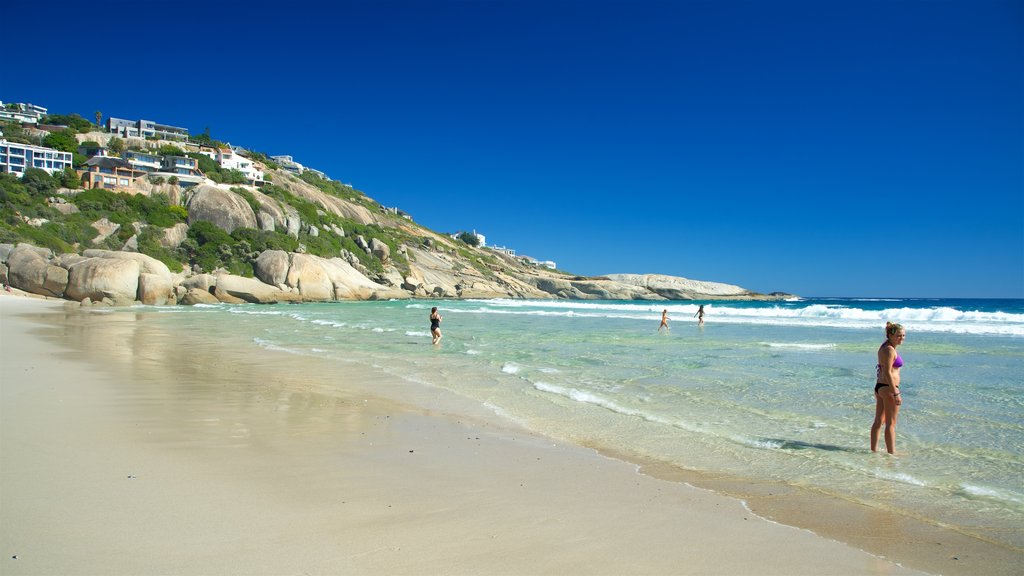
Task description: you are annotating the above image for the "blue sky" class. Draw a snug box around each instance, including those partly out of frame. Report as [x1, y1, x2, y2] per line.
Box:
[5, 0, 1022, 297]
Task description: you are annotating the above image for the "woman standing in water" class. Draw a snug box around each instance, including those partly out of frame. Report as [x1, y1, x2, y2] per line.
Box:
[694, 305, 705, 327]
[430, 307, 443, 345]
[658, 309, 670, 332]
[871, 322, 905, 454]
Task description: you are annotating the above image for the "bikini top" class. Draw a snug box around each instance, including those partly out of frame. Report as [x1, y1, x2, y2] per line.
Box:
[883, 342, 904, 369]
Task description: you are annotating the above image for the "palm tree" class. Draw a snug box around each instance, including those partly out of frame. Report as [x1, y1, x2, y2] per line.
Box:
[94, 111, 102, 129]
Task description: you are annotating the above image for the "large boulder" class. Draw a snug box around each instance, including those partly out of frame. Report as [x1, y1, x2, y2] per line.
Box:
[214, 273, 300, 304]
[369, 238, 390, 264]
[138, 272, 174, 305]
[285, 253, 333, 301]
[253, 250, 290, 288]
[186, 185, 257, 234]
[7, 244, 67, 298]
[160, 223, 189, 248]
[91, 217, 120, 245]
[315, 256, 408, 300]
[66, 257, 140, 304]
[180, 287, 220, 305]
[179, 273, 217, 293]
[257, 211, 275, 232]
[0, 243, 16, 263]
[81, 249, 172, 282]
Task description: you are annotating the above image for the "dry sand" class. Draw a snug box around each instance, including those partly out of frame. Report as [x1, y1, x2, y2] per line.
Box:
[0, 294, 934, 575]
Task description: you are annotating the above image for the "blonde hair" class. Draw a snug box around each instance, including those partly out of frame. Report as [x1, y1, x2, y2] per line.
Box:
[886, 322, 905, 336]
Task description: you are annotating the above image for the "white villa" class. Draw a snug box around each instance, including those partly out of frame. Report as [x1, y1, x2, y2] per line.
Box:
[201, 147, 264, 185]
[0, 102, 47, 125]
[0, 139, 74, 177]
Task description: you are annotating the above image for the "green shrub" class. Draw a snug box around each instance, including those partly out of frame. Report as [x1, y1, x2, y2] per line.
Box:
[137, 228, 184, 273]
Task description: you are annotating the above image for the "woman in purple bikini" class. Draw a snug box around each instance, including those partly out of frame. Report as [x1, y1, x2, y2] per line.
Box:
[871, 322, 905, 454]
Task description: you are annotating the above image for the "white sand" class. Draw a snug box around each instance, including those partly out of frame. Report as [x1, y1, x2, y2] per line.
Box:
[0, 294, 933, 575]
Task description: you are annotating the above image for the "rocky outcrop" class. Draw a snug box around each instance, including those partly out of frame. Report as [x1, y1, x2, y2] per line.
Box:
[81, 249, 172, 282]
[603, 274, 755, 299]
[214, 273, 302, 304]
[160, 223, 189, 249]
[65, 257, 140, 304]
[7, 244, 67, 298]
[254, 250, 290, 287]
[180, 287, 220, 305]
[186, 185, 257, 233]
[138, 272, 174, 305]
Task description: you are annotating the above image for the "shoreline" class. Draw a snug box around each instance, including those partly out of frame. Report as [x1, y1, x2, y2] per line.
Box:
[0, 293, 1002, 574]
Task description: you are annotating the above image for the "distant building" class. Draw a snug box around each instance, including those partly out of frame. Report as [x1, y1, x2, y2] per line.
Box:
[107, 117, 189, 141]
[271, 154, 305, 175]
[0, 102, 47, 125]
[0, 139, 73, 177]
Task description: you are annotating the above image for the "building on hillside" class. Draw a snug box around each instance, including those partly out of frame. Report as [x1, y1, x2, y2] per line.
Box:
[107, 117, 189, 141]
[79, 156, 146, 190]
[0, 102, 47, 125]
[77, 143, 109, 158]
[0, 139, 73, 177]
[490, 245, 516, 256]
[123, 150, 162, 172]
[211, 147, 264, 185]
[271, 154, 305, 175]
[160, 155, 200, 176]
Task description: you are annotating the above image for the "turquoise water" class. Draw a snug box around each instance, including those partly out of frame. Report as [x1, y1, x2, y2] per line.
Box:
[116, 297, 1024, 550]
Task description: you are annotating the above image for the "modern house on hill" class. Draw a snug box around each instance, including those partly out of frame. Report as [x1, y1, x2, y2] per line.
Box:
[0, 139, 73, 177]
[107, 117, 189, 141]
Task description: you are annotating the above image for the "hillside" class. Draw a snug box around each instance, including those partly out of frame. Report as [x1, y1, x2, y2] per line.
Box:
[0, 130, 791, 305]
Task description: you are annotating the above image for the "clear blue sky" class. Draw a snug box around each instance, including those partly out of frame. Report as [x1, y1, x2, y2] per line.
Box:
[5, 0, 1022, 297]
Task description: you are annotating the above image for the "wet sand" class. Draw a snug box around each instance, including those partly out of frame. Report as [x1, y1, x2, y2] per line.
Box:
[0, 294, 943, 574]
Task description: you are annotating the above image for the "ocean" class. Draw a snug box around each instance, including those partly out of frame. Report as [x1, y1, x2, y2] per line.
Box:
[111, 297, 1024, 552]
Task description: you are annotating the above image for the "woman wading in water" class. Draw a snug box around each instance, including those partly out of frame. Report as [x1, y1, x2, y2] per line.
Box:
[871, 322, 905, 454]
[430, 307, 443, 345]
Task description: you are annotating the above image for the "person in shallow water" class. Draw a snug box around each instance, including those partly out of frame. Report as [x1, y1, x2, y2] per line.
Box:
[658, 309, 669, 332]
[871, 322, 905, 454]
[694, 305, 705, 327]
[430, 306, 443, 345]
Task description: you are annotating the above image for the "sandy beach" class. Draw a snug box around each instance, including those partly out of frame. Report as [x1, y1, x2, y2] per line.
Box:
[0, 294, 951, 575]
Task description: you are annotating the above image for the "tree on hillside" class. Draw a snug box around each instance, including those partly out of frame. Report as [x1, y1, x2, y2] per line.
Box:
[21, 168, 59, 197]
[107, 136, 125, 154]
[42, 129, 78, 153]
[457, 231, 481, 247]
[94, 110, 102, 129]
[157, 144, 185, 156]
[41, 114, 92, 133]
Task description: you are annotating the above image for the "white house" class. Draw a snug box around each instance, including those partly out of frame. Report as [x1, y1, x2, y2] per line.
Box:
[0, 102, 47, 125]
[0, 139, 73, 177]
[213, 147, 264, 185]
